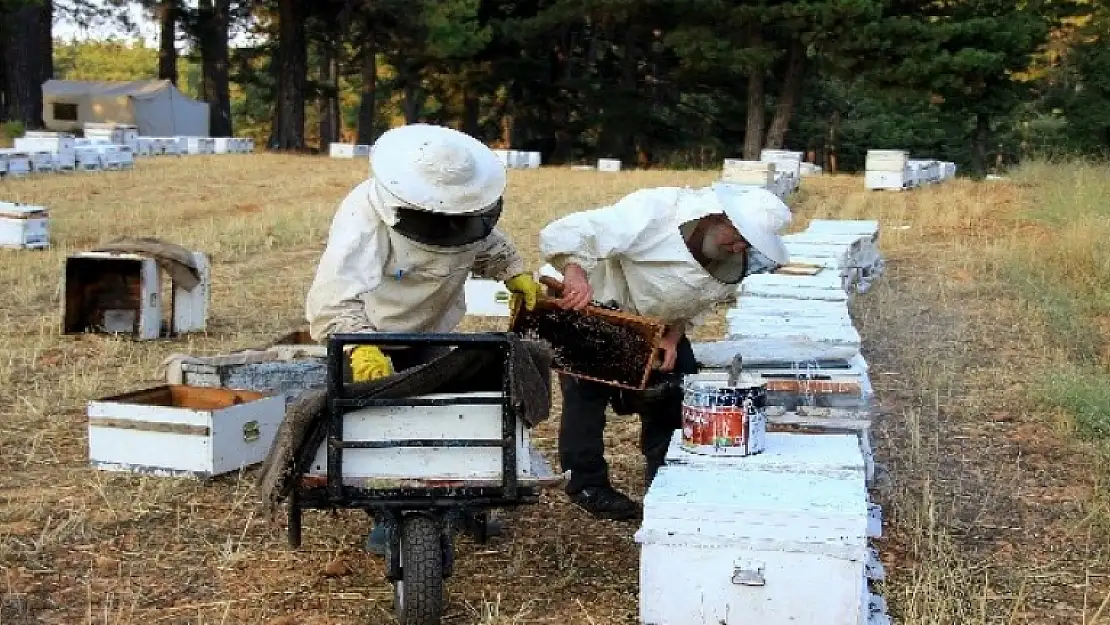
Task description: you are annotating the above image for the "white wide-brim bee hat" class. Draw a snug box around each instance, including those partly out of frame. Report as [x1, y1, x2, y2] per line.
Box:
[370, 123, 507, 215]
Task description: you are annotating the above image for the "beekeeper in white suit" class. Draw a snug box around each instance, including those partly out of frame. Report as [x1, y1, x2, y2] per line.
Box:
[306, 123, 541, 379]
[305, 123, 542, 550]
[539, 183, 791, 520]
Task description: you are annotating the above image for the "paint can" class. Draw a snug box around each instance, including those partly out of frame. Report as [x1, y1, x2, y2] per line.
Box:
[680, 380, 767, 456]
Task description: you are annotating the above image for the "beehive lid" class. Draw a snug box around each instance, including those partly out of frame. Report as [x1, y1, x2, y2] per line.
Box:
[0, 202, 48, 219]
[805, 219, 880, 239]
[639, 464, 869, 548]
[665, 431, 866, 475]
[742, 271, 845, 292]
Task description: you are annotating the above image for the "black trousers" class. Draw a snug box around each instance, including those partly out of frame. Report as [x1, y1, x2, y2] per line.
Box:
[558, 336, 697, 494]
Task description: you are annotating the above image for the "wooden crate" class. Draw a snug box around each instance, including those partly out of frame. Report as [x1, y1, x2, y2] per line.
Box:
[509, 297, 665, 390]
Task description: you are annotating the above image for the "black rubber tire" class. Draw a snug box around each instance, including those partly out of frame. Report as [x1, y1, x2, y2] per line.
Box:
[393, 514, 445, 625]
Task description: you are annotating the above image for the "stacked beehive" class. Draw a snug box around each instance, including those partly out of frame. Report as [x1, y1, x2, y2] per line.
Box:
[719, 150, 811, 201]
[865, 149, 957, 190]
[663, 217, 889, 625]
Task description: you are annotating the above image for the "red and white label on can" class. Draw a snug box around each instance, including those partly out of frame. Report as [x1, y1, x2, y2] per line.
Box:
[681, 400, 766, 457]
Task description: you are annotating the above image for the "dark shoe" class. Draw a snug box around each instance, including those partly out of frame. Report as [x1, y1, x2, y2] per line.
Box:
[569, 486, 642, 521]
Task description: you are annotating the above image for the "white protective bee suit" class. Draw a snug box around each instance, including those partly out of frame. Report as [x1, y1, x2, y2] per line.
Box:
[539, 183, 792, 331]
[305, 124, 526, 342]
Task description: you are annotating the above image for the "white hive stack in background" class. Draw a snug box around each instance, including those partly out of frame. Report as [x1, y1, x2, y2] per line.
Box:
[866, 149, 957, 190]
[329, 143, 371, 158]
[0, 150, 32, 177]
[597, 158, 622, 172]
[16, 131, 77, 172]
[722, 159, 776, 187]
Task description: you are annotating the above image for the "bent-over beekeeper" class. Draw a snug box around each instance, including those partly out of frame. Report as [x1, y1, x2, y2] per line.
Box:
[304, 122, 542, 550]
[538, 183, 792, 520]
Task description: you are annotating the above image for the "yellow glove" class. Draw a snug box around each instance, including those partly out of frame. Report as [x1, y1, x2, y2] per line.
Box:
[505, 273, 541, 311]
[350, 345, 394, 382]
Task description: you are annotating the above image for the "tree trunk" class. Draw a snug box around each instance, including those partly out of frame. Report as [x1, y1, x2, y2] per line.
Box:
[273, 0, 307, 149]
[158, 0, 178, 84]
[972, 112, 989, 177]
[197, 0, 232, 137]
[401, 72, 423, 124]
[764, 39, 806, 150]
[39, 0, 53, 85]
[462, 86, 479, 138]
[356, 34, 377, 145]
[1, 2, 45, 128]
[742, 28, 765, 160]
[318, 35, 339, 147]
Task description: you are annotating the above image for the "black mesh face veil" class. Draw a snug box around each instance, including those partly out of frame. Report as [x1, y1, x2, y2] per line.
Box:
[392, 198, 504, 247]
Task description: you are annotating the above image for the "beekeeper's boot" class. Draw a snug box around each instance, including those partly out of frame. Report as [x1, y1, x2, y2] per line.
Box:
[569, 486, 642, 521]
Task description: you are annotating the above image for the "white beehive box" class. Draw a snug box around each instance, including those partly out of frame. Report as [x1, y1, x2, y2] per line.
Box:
[16, 132, 76, 155]
[636, 464, 871, 625]
[722, 160, 776, 186]
[805, 219, 880, 244]
[0, 202, 49, 249]
[865, 149, 908, 172]
[97, 145, 135, 170]
[242, 138, 255, 153]
[864, 170, 908, 190]
[88, 385, 286, 479]
[0, 150, 32, 177]
[304, 391, 542, 485]
[741, 270, 849, 293]
[491, 149, 511, 167]
[213, 138, 234, 154]
[760, 150, 802, 179]
[84, 124, 126, 145]
[597, 158, 622, 172]
[464, 277, 513, 317]
[329, 142, 356, 158]
[160, 137, 185, 155]
[29, 151, 55, 173]
[75, 146, 102, 171]
[63, 250, 211, 340]
[185, 137, 215, 155]
[0, 152, 7, 176]
[527, 151, 542, 168]
[662, 430, 866, 481]
[135, 137, 154, 156]
[52, 150, 77, 171]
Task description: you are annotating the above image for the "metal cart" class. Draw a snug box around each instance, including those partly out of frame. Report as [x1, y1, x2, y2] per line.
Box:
[286, 332, 555, 625]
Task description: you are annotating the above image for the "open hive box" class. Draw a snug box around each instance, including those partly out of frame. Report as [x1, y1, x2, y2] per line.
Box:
[509, 297, 665, 390]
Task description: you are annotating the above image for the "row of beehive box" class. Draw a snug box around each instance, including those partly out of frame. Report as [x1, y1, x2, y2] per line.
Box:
[865, 149, 957, 190]
[331, 142, 546, 170]
[655, 217, 890, 625]
[1, 132, 255, 180]
[719, 149, 822, 200]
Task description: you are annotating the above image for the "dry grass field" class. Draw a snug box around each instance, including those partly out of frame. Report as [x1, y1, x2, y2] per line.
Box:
[2, 155, 1110, 625]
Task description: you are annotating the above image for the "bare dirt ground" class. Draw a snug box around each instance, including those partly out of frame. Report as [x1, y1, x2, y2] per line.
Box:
[1, 157, 1108, 625]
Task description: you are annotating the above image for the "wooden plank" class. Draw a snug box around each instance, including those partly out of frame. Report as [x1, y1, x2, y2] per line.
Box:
[89, 416, 209, 436]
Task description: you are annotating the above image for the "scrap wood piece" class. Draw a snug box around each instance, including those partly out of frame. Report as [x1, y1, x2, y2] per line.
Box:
[92, 236, 202, 291]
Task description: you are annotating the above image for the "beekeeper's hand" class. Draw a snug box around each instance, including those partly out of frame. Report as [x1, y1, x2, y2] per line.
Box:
[505, 273, 542, 311]
[558, 263, 593, 311]
[349, 345, 393, 382]
[656, 326, 683, 373]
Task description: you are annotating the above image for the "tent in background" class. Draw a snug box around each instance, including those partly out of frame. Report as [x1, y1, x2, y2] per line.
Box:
[41, 79, 210, 137]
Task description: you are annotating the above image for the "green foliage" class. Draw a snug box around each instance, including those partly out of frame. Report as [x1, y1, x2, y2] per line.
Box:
[0, 121, 25, 147]
[53, 39, 199, 97]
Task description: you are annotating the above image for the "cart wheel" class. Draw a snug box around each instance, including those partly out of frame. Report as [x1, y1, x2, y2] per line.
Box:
[393, 514, 445, 625]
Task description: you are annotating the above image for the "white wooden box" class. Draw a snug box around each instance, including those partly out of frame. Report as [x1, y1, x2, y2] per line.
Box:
[329, 142, 356, 158]
[242, 138, 255, 153]
[636, 465, 870, 625]
[96, 145, 134, 169]
[16, 132, 76, 154]
[662, 430, 866, 481]
[464, 277, 513, 317]
[864, 150, 908, 172]
[491, 149, 511, 167]
[213, 138, 234, 154]
[29, 151, 55, 173]
[0, 150, 32, 177]
[0, 203, 49, 249]
[526, 151, 542, 168]
[597, 158, 622, 172]
[135, 137, 154, 156]
[0, 152, 6, 176]
[75, 146, 102, 171]
[185, 137, 215, 155]
[88, 385, 286, 478]
[760, 151, 802, 179]
[805, 219, 880, 244]
[51, 150, 77, 170]
[84, 125, 126, 145]
[864, 170, 907, 190]
[63, 250, 210, 339]
[722, 160, 776, 186]
[304, 391, 540, 485]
